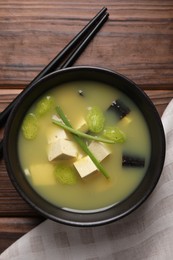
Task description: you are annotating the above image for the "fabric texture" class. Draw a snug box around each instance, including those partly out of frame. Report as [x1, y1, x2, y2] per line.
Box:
[1, 100, 173, 260]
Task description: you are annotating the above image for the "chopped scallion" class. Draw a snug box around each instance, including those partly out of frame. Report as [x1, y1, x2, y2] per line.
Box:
[52, 118, 116, 144]
[55, 106, 110, 179]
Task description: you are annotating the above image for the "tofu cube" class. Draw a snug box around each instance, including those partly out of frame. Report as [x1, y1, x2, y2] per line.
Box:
[29, 164, 56, 186]
[88, 141, 111, 161]
[73, 156, 97, 178]
[74, 142, 110, 178]
[124, 116, 132, 124]
[75, 117, 88, 132]
[120, 116, 132, 126]
[48, 139, 78, 161]
[47, 124, 68, 144]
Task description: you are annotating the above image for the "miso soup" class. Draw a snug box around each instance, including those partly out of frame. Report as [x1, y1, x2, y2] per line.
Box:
[18, 81, 151, 212]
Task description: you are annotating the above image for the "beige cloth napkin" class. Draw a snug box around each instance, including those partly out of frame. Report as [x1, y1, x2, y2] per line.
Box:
[1, 100, 173, 260]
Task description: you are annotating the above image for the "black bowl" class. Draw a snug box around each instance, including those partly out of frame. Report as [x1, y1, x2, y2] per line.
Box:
[3, 66, 165, 226]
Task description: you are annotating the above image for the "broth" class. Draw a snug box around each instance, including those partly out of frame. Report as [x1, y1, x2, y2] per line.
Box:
[18, 81, 151, 212]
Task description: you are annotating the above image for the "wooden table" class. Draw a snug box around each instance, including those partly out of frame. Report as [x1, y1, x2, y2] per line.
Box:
[0, 0, 173, 254]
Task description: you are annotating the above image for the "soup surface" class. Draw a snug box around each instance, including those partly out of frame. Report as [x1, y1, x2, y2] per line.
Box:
[18, 81, 151, 212]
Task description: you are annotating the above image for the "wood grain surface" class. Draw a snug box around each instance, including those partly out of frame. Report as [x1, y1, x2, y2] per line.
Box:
[0, 0, 173, 254]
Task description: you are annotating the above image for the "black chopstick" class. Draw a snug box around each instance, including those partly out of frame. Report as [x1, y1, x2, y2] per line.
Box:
[0, 7, 108, 127]
[59, 12, 109, 69]
[0, 7, 109, 159]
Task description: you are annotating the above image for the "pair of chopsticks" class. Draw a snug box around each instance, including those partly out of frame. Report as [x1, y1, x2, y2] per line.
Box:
[0, 7, 109, 159]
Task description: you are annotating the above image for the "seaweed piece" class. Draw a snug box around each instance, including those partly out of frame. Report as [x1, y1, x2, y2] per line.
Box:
[78, 89, 84, 96]
[122, 154, 145, 167]
[107, 99, 130, 119]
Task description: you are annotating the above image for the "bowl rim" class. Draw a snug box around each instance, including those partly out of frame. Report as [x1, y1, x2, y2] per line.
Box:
[3, 65, 166, 226]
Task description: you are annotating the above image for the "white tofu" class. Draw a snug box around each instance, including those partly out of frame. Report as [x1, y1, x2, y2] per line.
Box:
[48, 139, 78, 161]
[47, 124, 68, 144]
[120, 116, 132, 126]
[29, 164, 56, 186]
[73, 156, 97, 178]
[88, 141, 111, 161]
[124, 116, 132, 124]
[24, 168, 31, 177]
[74, 142, 110, 178]
[75, 117, 88, 133]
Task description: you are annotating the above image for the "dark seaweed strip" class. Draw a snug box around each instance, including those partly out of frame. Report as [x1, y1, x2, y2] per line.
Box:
[122, 154, 145, 167]
[78, 89, 84, 96]
[107, 99, 130, 119]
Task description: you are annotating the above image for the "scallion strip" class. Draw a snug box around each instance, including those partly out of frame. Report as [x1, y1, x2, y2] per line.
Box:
[55, 106, 110, 179]
[52, 118, 115, 144]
